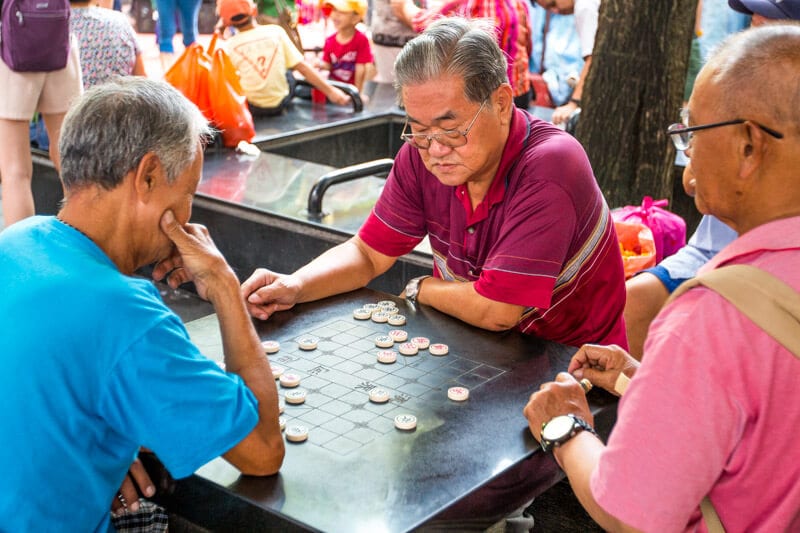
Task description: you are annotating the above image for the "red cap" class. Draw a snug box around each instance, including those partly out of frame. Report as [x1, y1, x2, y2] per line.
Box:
[217, 0, 256, 26]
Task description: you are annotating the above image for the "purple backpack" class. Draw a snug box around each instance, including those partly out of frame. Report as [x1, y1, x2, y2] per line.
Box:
[0, 0, 70, 72]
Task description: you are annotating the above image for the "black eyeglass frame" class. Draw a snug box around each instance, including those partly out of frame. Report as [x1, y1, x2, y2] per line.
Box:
[667, 119, 784, 151]
[400, 99, 488, 150]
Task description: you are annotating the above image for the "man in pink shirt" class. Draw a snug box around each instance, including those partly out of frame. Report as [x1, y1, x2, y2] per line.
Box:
[523, 23, 800, 531]
[242, 17, 627, 350]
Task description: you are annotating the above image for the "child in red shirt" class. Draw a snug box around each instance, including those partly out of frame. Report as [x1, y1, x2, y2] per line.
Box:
[320, 0, 374, 94]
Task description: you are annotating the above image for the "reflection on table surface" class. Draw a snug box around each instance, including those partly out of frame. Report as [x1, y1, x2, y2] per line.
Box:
[200, 150, 386, 235]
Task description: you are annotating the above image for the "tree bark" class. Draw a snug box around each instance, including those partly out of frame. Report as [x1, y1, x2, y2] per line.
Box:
[576, 0, 698, 221]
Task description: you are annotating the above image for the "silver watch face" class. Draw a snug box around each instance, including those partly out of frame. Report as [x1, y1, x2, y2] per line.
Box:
[542, 415, 575, 441]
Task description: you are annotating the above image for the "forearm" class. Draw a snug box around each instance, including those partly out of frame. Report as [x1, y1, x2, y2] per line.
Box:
[554, 433, 641, 533]
[416, 278, 523, 331]
[292, 237, 393, 303]
[212, 271, 284, 473]
[354, 64, 366, 93]
[571, 55, 592, 101]
[294, 62, 338, 99]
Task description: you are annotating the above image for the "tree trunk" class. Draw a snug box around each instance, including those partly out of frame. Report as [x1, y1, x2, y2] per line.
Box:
[577, 0, 698, 224]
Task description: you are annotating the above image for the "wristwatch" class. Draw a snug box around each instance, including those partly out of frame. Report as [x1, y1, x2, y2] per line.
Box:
[404, 275, 430, 305]
[540, 414, 598, 453]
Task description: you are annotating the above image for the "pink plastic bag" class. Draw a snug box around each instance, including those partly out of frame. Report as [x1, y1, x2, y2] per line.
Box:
[612, 197, 687, 263]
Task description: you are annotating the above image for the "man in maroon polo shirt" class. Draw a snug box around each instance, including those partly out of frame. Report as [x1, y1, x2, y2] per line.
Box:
[241, 17, 627, 350]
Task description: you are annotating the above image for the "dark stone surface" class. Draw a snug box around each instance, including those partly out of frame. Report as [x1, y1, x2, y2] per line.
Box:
[156, 288, 618, 533]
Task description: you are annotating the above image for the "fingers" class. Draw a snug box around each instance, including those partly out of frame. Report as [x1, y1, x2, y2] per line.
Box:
[113, 475, 141, 514]
[111, 456, 159, 514]
[554, 371, 577, 385]
[128, 456, 156, 499]
[241, 268, 272, 301]
[574, 366, 620, 396]
[245, 299, 276, 321]
[165, 266, 191, 289]
[552, 107, 568, 125]
[241, 269, 301, 319]
[159, 209, 186, 243]
[524, 372, 594, 441]
[567, 343, 606, 374]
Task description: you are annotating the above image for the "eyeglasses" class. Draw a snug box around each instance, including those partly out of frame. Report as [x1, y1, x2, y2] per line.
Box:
[400, 100, 487, 149]
[667, 119, 784, 151]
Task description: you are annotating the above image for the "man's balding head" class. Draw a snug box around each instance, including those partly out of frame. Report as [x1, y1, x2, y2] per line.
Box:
[685, 23, 800, 233]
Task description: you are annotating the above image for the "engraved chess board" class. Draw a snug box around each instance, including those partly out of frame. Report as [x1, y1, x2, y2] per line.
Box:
[186, 314, 506, 456]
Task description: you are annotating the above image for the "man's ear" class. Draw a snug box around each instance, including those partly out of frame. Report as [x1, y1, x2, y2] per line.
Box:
[739, 121, 766, 180]
[494, 83, 514, 125]
[132, 153, 164, 202]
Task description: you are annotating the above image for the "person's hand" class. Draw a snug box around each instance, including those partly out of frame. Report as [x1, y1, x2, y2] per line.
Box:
[111, 453, 156, 515]
[567, 344, 639, 396]
[241, 268, 302, 320]
[523, 372, 592, 442]
[551, 101, 579, 125]
[329, 88, 352, 107]
[411, 8, 438, 31]
[152, 210, 236, 303]
[390, 0, 420, 28]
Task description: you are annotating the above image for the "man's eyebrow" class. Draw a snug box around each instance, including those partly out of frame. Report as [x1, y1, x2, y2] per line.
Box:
[406, 110, 458, 125]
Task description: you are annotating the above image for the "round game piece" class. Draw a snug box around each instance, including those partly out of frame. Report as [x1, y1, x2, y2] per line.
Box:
[387, 314, 407, 326]
[394, 414, 417, 431]
[411, 337, 430, 350]
[381, 306, 399, 315]
[278, 416, 286, 431]
[262, 340, 280, 354]
[447, 386, 470, 401]
[284, 389, 307, 404]
[279, 372, 301, 388]
[369, 387, 390, 403]
[353, 308, 372, 320]
[388, 329, 408, 342]
[377, 350, 397, 364]
[286, 425, 309, 443]
[271, 365, 285, 380]
[374, 335, 394, 348]
[429, 343, 449, 356]
[279, 398, 285, 413]
[371, 312, 389, 323]
[398, 342, 419, 356]
[377, 300, 395, 307]
[298, 337, 319, 350]
[363, 303, 379, 311]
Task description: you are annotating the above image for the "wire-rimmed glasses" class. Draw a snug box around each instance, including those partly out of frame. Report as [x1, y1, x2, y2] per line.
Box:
[667, 118, 783, 151]
[400, 99, 488, 150]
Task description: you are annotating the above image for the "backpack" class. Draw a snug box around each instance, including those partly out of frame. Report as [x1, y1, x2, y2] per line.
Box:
[0, 0, 70, 72]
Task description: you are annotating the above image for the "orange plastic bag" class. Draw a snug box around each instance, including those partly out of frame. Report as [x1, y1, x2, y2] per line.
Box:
[614, 220, 656, 279]
[164, 42, 213, 121]
[208, 47, 255, 148]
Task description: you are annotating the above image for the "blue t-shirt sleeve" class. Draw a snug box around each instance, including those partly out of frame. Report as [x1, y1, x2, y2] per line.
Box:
[99, 314, 259, 478]
[659, 215, 738, 280]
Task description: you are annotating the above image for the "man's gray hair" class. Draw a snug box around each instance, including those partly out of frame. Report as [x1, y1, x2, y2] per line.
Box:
[59, 77, 212, 191]
[704, 22, 800, 134]
[394, 17, 508, 104]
